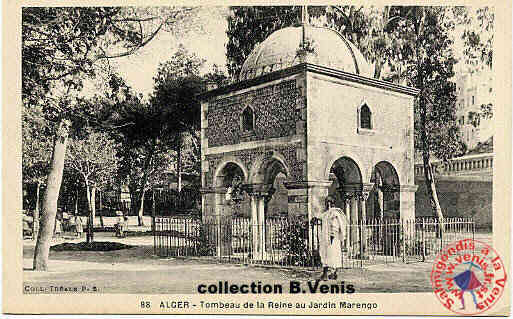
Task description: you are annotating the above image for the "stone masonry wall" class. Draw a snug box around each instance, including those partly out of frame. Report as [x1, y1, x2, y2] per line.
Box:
[415, 177, 492, 230]
[206, 79, 302, 147]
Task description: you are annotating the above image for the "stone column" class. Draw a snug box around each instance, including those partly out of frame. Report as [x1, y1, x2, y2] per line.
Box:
[200, 187, 225, 257]
[247, 183, 274, 261]
[306, 181, 332, 221]
[284, 184, 308, 219]
[399, 185, 418, 221]
[284, 181, 330, 253]
[377, 183, 384, 219]
[398, 185, 418, 259]
[250, 194, 259, 258]
[358, 183, 374, 259]
[257, 195, 266, 259]
[341, 192, 353, 254]
[350, 195, 359, 256]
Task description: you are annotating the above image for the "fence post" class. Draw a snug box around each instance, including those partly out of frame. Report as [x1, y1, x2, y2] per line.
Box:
[152, 189, 156, 255]
[401, 219, 406, 263]
[421, 218, 425, 262]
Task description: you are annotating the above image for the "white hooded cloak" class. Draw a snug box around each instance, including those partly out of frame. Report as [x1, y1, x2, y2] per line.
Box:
[319, 207, 348, 268]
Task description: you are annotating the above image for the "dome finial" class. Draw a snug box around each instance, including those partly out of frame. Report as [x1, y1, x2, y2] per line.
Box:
[301, 5, 309, 26]
[301, 5, 309, 50]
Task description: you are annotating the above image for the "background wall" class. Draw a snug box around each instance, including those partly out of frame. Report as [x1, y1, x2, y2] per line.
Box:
[415, 177, 492, 231]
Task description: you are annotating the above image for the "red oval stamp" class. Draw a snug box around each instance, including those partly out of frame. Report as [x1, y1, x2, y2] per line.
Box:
[430, 239, 507, 315]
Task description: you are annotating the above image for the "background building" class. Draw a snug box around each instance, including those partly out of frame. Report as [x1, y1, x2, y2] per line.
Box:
[455, 68, 494, 150]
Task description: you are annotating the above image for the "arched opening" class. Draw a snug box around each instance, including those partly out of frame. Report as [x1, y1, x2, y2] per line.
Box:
[360, 104, 372, 129]
[263, 159, 288, 219]
[216, 162, 248, 218]
[214, 161, 248, 257]
[370, 161, 400, 220]
[241, 107, 254, 132]
[327, 156, 363, 256]
[251, 156, 290, 258]
[328, 157, 363, 209]
[218, 162, 245, 188]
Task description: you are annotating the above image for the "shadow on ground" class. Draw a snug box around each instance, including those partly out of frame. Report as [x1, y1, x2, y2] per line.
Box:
[23, 232, 492, 294]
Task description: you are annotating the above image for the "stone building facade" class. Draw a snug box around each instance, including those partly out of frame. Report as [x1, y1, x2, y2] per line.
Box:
[455, 68, 494, 149]
[198, 26, 419, 254]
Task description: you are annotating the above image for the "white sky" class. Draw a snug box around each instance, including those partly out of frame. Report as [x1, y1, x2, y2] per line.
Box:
[101, 7, 486, 99]
[110, 7, 230, 98]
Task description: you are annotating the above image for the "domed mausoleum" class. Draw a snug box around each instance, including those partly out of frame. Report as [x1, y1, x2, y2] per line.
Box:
[239, 26, 374, 80]
[198, 24, 419, 257]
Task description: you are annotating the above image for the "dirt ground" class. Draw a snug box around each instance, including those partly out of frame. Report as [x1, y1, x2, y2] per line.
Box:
[23, 232, 493, 294]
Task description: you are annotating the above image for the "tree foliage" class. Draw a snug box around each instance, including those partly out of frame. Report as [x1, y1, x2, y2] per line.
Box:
[22, 106, 52, 186]
[24, 6, 198, 270]
[225, 6, 407, 80]
[22, 7, 196, 110]
[389, 6, 465, 161]
[461, 7, 494, 71]
[67, 129, 119, 189]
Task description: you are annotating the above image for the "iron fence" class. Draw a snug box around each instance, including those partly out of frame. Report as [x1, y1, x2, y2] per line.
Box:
[154, 216, 474, 269]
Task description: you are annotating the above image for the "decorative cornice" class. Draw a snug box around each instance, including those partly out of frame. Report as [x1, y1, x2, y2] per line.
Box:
[199, 187, 228, 194]
[337, 182, 364, 193]
[399, 184, 419, 192]
[305, 64, 419, 96]
[380, 184, 401, 193]
[197, 63, 419, 101]
[283, 180, 332, 189]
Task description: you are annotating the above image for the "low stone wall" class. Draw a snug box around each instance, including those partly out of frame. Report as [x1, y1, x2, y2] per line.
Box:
[415, 177, 492, 230]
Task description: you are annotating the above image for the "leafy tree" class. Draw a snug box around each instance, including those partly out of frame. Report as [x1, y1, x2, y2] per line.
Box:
[460, 7, 494, 122]
[225, 6, 398, 80]
[22, 105, 52, 238]
[66, 129, 119, 243]
[461, 7, 494, 71]
[149, 46, 205, 197]
[23, 6, 197, 270]
[386, 6, 464, 220]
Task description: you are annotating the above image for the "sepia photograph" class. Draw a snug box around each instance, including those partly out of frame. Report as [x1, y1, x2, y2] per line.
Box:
[3, 1, 510, 316]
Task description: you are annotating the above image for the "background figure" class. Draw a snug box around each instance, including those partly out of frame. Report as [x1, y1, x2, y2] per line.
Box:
[318, 196, 348, 281]
[75, 215, 83, 238]
[54, 217, 62, 239]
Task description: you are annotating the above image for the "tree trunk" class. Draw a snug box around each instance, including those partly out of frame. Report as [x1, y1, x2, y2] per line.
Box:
[177, 134, 183, 211]
[177, 137, 182, 194]
[85, 180, 95, 243]
[419, 97, 444, 221]
[74, 188, 78, 217]
[33, 180, 41, 240]
[99, 190, 104, 227]
[138, 189, 145, 226]
[137, 144, 155, 226]
[91, 184, 96, 234]
[33, 118, 71, 271]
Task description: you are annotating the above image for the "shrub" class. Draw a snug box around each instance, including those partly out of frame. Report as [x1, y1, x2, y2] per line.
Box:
[277, 219, 318, 267]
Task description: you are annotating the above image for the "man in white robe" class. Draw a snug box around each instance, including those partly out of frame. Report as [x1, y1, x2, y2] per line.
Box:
[318, 196, 348, 281]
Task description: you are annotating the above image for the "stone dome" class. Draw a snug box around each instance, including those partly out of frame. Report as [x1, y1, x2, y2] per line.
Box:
[239, 26, 373, 81]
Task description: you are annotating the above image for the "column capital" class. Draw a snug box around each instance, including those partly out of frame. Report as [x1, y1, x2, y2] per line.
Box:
[246, 183, 274, 197]
[341, 192, 354, 203]
[362, 182, 375, 193]
[357, 183, 374, 201]
[355, 191, 370, 201]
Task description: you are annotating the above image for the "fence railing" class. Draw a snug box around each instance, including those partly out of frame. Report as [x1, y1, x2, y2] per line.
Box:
[154, 216, 474, 269]
[414, 153, 493, 177]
